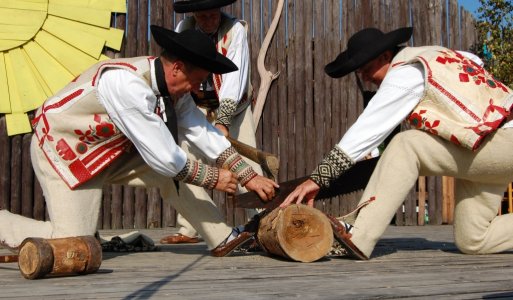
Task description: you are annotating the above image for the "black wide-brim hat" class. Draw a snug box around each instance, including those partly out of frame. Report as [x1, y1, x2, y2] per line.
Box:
[150, 25, 237, 74]
[325, 27, 413, 78]
[173, 0, 236, 13]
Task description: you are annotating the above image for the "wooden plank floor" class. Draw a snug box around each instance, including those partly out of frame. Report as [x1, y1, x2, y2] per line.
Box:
[1, 225, 513, 299]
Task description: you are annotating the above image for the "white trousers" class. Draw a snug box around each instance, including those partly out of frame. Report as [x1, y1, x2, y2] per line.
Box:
[347, 128, 513, 258]
[0, 135, 232, 249]
[176, 105, 262, 238]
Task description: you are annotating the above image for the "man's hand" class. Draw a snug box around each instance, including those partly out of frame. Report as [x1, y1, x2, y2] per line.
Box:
[280, 179, 320, 208]
[215, 169, 238, 194]
[244, 175, 279, 201]
[215, 124, 229, 136]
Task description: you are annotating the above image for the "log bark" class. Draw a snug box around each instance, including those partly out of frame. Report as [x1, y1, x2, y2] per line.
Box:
[257, 204, 333, 262]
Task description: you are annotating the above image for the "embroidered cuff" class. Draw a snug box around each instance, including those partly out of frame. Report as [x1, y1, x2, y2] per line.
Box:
[215, 98, 238, 128]
[175, 158, 219, 190]
[216, 146, 258, 186]
[309, 146, 355, 188]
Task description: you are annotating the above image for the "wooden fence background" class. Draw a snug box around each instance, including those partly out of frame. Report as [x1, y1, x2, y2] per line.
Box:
[0, 0, 480, 229]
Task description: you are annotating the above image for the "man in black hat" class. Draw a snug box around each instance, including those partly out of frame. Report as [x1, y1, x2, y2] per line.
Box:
[160, 0, 263, 245]
[0, 26, 278, 257]
[280, 27, 513, 260]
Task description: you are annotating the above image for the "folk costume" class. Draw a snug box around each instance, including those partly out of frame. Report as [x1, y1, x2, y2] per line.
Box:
[0, 27, 258, 255]
[314, 27, 513, 259]
[161, 0, 262, 244]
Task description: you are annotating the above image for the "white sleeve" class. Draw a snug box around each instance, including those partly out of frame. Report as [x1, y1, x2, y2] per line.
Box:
[217, 22, 249, 103]
[175, 94, 231, 160]
[176, 20, 185, 32]
[457, 50, 484, 67]
[97, 69, 187, 177]
[338, 64, 425, 161]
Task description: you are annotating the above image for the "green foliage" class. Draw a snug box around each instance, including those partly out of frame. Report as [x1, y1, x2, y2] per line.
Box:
[474, 0, 513, 88]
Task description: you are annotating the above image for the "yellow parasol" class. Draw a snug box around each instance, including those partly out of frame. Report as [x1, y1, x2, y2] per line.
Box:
[0, 0, 126, 136]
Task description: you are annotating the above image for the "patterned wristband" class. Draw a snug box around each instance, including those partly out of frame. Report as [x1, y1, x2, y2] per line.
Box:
[175, 158, 219, 190]
[215, 98, 237, 128]
[309, 146, 355, 188]
[216, 146, 258, 186]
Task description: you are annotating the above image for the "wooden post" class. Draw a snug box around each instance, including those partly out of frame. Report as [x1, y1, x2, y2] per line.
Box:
[442, 176, 455, 224]
[418, 176, 426, 225]
[257, 205, 333, 262]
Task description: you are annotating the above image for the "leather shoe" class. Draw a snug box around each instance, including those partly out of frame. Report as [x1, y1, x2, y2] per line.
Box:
[159, 233, 200, 244]
[326, 214, 368, 260]
[211, 230, 253, 257]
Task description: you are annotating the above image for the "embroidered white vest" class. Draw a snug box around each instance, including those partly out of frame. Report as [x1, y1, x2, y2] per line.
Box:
[180, 13, 252, 114]
[32, 57, 155, 189]
[392, 46, 513, 150]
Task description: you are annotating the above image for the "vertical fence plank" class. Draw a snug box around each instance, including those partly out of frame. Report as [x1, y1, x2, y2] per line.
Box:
[276, 0, 288, 182]
[21, 134, 33, 218]
[33, 177, 45, 221]
[418, 176, 427, 225]
[102, 186, 112, 229]
[135, 188, 148, 228]
[111, 184, 123, 229]
[147, 187, 161, 228]
[0, 116, 10, 211]
[10, 135, 22, 215]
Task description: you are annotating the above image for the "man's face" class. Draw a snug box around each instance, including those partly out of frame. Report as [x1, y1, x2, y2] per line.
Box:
[193, 8, 221, 34]
[356, 51, 392, 86]
[164, 60, 209, 99]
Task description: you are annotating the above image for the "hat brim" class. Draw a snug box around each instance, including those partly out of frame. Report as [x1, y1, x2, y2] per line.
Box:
[325, 27, 413, 78]
[174, 0, 236, 13]
[151, 25, 237, 74]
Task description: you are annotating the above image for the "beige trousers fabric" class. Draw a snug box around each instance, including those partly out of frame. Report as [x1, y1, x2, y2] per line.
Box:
[347, 128, 513, 258]
[0, 135, 232, 249]
[176, 105, 262, 238]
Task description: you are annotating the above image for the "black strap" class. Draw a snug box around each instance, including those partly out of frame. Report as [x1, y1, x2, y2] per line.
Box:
[155, 58, 178, 143]
[155, 58, 180, 191]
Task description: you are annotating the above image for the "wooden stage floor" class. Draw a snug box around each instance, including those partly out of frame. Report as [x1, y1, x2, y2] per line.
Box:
[1, 225, 513, 299]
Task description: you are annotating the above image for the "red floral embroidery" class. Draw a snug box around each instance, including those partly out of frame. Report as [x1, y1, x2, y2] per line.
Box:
[75, 129, 95, 142]
[424, 120, 439, 135]
[56, 139, 77, 161]
[75, 142, 88, 154]
[436, 50, 510, 94]
[73, 114, 117, 144]
[408, 112, 423, 128]
[408, 110, 439, 135]
[459, 73, 469, 82]
[95, 122, 115, 138]
[450, 135, 461, 146]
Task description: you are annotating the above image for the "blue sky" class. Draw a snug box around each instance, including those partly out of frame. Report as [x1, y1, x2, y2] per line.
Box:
[459, 0, 481, 17]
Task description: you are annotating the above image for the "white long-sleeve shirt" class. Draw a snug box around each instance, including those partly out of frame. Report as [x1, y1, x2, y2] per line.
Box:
[97, 60, 230, 178]
[337, 51, 502, 162]
[176, 17, 249, 104]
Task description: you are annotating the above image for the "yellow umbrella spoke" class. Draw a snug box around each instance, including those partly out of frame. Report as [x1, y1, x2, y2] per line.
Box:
[47, 15, 124, 51]
[0, 53, 10, 113]
[23, 41, 74, 94]
[0, 0, 125, 136]
[48, 3, 111, 28]
[43, 16, 105, 59]
[49, 0, 127, 13]
[0, 0, 48, 11]
[21, 47, 52, 102]
[6, 48, 47, 112]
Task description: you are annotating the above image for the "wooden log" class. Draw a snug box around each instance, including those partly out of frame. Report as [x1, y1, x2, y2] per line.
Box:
[18, 236, 102, 280]
[257, 204, 333, 263]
